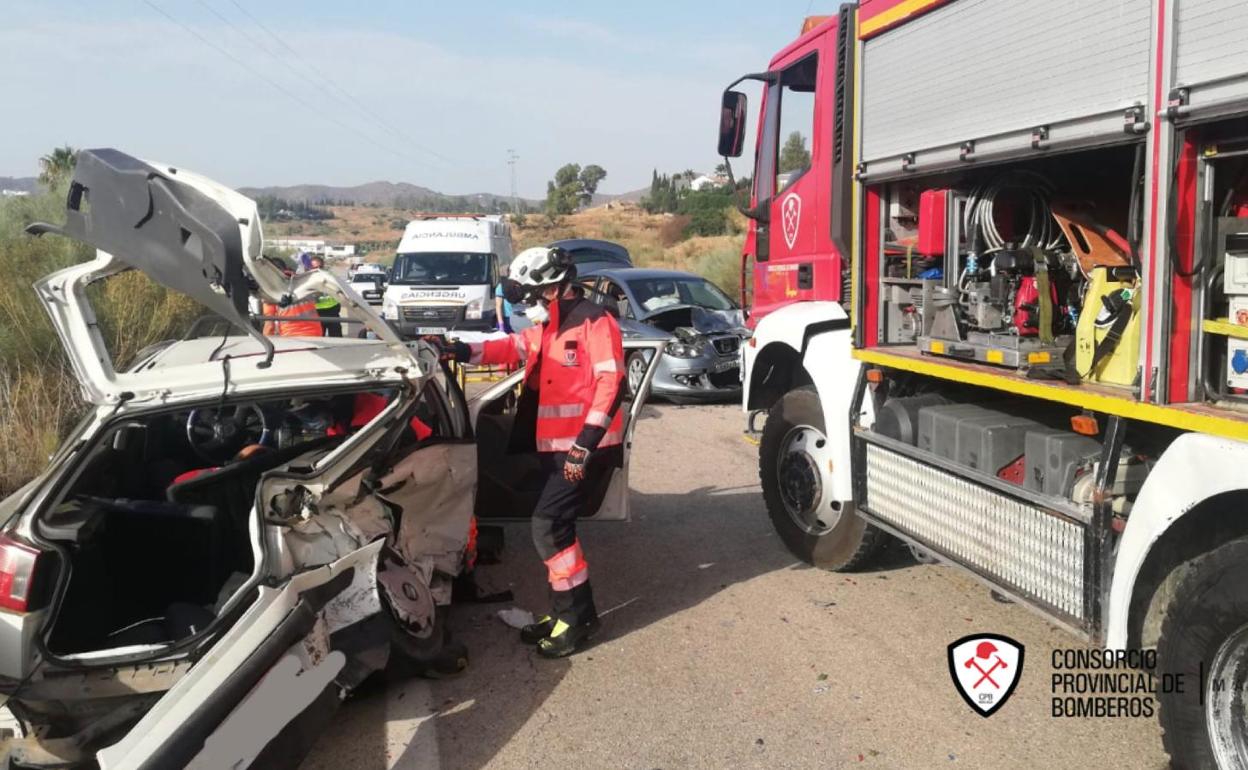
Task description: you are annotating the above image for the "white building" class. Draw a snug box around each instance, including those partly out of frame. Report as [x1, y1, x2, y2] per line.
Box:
[689, 174, 729, 192]
[267, 238, 355, 258]
[2, 189, 30, 198]
[323, 243, 356, 258]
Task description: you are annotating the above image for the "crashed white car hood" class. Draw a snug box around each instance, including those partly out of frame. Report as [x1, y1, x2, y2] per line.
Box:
[27, 149, 417, 404]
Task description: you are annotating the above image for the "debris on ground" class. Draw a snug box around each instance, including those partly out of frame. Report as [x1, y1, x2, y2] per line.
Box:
[496, 607, 535, 629]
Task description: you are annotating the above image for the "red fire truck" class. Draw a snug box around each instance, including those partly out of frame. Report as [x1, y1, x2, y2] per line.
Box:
[723, 1, 1248, 763]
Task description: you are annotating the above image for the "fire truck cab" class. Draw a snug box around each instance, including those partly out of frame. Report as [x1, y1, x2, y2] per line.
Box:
[724, 1, 1248, 764]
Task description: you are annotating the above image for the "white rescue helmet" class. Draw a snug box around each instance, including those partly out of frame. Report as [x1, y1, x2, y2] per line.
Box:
[508, 246, 574, 289]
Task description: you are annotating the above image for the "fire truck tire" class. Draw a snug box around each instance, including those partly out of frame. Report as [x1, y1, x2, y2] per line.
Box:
[759, 386, 884, 571]
[1157, 536, 1248, 768]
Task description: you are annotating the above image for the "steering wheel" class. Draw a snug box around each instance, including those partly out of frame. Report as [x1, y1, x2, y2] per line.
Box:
[185, 405, 269, 464]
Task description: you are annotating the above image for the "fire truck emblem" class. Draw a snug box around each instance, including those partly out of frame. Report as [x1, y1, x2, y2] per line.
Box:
[947, 633, 1024, 717]
[781, 192, 802, 249]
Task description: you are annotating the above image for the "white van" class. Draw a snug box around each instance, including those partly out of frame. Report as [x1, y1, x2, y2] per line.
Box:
[381, 215, 512, 336]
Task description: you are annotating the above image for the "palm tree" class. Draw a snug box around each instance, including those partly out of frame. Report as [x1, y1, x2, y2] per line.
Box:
[38, 146, 77, 187]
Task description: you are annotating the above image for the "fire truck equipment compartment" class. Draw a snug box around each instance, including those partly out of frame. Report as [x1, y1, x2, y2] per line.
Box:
[1022, 429, 1101, 498]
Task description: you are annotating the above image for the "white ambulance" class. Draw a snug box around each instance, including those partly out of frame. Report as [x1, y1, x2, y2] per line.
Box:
[381, 215, 512, 336]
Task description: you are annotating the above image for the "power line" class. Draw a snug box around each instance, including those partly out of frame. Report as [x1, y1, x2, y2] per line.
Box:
[192, 0, 439, 166]
[225, 0, 457, 166]
[142, 0, 436, 170]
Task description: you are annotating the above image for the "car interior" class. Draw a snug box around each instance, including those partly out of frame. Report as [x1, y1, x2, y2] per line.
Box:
[38, 386, 449, 656]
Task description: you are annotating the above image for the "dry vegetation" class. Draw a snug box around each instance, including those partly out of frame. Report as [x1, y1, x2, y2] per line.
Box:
[271, 201, 748, 298]
[0, 187, 199, 496]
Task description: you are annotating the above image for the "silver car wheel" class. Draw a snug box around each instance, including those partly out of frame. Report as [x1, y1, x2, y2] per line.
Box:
[627, 353, 647, 396]
[1208, 622, 1248, 769]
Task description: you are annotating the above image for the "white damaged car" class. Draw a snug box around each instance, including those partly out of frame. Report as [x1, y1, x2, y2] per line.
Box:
[0, 150, 662, 769]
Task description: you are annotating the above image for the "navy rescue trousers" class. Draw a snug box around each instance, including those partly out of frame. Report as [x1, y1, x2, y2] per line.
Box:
[532, 448, 621, 625]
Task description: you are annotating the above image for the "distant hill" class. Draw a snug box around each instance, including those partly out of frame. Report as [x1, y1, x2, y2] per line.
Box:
[590, 185, 650, 207]
[0, 177, 37, 193]
[237, 181, 541, 210]
[237, 179, 653, 210]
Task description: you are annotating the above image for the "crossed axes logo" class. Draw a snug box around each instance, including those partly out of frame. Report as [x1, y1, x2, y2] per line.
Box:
[948, 633, 1025, 717]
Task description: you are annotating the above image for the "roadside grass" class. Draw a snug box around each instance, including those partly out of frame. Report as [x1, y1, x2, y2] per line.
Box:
[0, 187, 199, 497]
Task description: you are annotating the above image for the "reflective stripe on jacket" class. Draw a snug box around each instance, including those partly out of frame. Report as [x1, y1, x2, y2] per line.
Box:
[469, 297, 625, 453]
[262, 300, 322, 337]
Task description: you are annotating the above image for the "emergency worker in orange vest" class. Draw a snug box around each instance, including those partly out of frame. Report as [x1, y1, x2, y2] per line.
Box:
[446, 246, 625, 657]
[261, 262, 321, 337]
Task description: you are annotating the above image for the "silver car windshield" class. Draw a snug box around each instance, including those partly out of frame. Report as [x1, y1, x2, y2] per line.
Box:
[627, 277, 736, 313]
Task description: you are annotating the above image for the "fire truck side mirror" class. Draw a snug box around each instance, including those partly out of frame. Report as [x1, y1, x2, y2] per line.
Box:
[719, 90, 748, 158]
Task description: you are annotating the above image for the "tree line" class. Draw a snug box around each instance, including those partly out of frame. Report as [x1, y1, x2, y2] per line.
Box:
[640, 167, 751, 237]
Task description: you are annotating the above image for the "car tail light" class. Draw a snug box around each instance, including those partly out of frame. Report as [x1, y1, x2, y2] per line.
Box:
[0, 535, 42, 613]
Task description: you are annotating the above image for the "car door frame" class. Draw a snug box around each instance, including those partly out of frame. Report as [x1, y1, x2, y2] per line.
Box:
[468, 338, 664, 522]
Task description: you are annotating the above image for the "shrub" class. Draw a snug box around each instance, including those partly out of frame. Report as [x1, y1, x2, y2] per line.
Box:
[684, 208, 728, 238]
[657, 215, 691, 247]
[692, 243, 743, 300]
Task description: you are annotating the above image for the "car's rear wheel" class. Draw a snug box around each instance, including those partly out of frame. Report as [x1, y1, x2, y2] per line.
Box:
[384, 605, 468, 681]
[759, 386, 884, 571]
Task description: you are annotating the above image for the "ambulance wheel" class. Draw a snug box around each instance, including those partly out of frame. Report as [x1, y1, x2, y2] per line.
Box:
[1158, 536, 1248, 769]
[759, 386, 884, 572]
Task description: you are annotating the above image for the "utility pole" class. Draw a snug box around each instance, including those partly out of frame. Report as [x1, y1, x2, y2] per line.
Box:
[507, 149, 519, 217]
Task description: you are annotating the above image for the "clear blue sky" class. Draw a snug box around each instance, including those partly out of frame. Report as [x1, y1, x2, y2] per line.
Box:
[3, 1, 809, 197]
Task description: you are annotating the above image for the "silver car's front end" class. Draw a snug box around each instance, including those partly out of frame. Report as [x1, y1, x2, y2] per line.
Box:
[649, 332, 743, 401]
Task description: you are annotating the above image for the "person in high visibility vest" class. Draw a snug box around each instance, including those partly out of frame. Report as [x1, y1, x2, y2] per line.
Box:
[446, 246, 625, 658]
[307, 255, 342, 337]
[259, 258, 322, 337]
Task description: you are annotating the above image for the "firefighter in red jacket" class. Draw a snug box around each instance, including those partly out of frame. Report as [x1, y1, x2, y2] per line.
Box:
[448, 246, 625, 657]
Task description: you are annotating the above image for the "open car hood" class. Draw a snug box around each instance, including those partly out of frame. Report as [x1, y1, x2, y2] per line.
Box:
[640, 304, 748, 336]
[28, 149, 413, 404]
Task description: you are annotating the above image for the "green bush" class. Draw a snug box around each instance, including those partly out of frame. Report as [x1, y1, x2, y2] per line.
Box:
[684, 208, 728, 237]
[692, 243, 742, 301]
[0, 183, 200, 495]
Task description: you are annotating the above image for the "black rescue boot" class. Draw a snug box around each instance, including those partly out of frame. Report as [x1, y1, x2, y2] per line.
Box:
[520, 614, 557, 644]
[536, 617, 600, 659]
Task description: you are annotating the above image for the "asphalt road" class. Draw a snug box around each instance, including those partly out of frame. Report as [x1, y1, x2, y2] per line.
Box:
[302, 403, 1168, 770]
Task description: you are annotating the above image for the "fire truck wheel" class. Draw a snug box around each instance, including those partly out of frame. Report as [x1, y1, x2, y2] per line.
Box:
[1157, 536, 1248, 768]
[759, 386, 884, 571]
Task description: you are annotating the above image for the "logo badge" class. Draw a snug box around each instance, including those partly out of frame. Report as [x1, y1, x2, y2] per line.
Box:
[948, 633, 1024, 717]
[781, 192, 802, 249]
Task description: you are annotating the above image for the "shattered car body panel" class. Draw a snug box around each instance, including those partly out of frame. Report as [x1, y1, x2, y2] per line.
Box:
[94, 543, 383, 770]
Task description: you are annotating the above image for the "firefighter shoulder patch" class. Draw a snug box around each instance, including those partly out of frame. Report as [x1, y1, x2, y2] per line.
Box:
[947, 633, 1024, 717]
